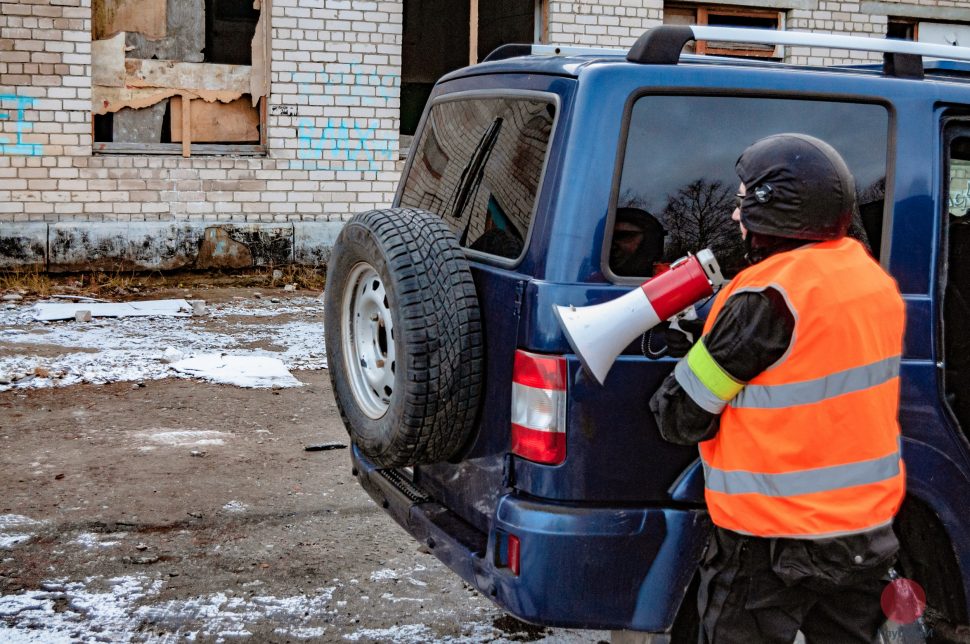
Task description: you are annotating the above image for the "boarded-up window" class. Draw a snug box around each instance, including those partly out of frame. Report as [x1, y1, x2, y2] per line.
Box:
[91, 0, 270, 156]
[663, 3, 784, 58]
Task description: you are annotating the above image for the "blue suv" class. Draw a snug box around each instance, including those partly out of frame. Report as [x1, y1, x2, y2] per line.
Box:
[324, 25, 970, 641]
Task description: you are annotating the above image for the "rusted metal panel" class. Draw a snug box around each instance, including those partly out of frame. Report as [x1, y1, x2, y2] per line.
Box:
[93, 0, 167, 40]
[170, 96, 260, 143]
[0, 223, 47, 270]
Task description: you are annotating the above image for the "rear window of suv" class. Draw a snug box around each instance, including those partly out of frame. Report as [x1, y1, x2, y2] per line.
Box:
[611, 95, 890, 279]
[399, 94, 556, 261]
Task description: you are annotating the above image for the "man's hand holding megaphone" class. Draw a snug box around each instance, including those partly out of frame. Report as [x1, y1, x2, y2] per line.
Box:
[554, 249, 725, 385]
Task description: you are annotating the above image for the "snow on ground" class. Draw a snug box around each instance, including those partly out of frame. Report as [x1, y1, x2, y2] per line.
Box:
[0, 515, 45, 550]
[0, 575, 337, 643]
[0, 296, 327, 392]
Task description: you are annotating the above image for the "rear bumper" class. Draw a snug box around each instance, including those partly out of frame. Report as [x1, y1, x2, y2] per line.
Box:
[352, 446, 710, 632]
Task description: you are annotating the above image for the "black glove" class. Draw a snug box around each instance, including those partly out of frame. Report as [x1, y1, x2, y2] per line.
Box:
[664, 318, 705, 358]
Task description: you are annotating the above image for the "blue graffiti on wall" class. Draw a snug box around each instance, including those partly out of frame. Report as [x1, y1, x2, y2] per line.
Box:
[297, 117, 394, 167]
[295, 66, 399, 170]
[0, 95, 43, 156]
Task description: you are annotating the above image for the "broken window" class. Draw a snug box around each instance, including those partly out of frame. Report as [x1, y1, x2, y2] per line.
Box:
[91, 0, 270, 156]
[663, 4, 784, 58]
[401, 0, 545, 140]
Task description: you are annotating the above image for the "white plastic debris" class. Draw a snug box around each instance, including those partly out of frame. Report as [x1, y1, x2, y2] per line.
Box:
[169, 354, 303, 388]
[34, 299, 192, 322]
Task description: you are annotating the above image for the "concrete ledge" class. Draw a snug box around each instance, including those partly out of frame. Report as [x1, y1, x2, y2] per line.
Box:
[861, 1, 970, 22]
[2, 222, 345, 273]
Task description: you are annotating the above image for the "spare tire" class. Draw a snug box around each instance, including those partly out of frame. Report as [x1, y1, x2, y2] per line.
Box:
[324, 208, 484, 467]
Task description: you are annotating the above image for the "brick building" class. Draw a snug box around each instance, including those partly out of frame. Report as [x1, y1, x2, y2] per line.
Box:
[1, 0, 969, 269]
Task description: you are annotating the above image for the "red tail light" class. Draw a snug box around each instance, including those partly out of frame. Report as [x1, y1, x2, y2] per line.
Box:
[511, 350, 567, 465]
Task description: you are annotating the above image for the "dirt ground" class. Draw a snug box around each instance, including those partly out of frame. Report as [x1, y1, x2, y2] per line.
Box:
[0, 284, 607, 643]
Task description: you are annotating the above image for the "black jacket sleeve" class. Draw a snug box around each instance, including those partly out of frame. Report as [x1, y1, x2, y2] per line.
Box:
[649, 287, 796, 445]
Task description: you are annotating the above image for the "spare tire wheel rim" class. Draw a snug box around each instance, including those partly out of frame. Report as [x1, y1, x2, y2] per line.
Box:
[343, 262, 396, 419]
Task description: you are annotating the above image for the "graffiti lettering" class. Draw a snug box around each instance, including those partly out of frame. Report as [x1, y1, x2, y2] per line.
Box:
[297, 117, 394, 169]
[294, 68, 399, 170]
[0, 95, 42, 156]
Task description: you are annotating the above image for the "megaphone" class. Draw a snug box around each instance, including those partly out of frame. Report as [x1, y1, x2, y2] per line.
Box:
[554, 249, 725, 385]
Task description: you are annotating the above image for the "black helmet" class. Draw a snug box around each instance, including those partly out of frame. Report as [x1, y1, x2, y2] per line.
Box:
[735, 133, 856, 241]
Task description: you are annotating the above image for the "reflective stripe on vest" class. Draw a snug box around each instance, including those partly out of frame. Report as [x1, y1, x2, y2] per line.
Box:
[702, 446, 901, 497]
[731, 354, 901, 409]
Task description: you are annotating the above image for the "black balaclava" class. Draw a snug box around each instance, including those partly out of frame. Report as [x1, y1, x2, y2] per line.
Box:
[735, 133, 857, 242]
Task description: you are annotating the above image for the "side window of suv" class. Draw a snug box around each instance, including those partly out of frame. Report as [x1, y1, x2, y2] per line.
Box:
[611, 95, 890, 279]
[399, 95, 556, 261]
[943, 130, 970, 435]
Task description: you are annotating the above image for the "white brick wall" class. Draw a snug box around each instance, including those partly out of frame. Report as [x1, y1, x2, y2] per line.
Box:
[548, 1, 663, 47]
[0, 0, 403, 224]
[0, 0, 959, 225]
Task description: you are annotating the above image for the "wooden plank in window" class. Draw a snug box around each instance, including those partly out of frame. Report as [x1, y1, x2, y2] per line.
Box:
[170, 96, 260, 143]
[697, 6, 781, 58]
[93, 0, 167, 40]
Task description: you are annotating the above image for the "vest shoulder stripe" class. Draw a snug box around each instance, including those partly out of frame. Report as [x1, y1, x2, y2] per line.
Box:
[731, 355, 901, 409]
[702, 450, 901, 497]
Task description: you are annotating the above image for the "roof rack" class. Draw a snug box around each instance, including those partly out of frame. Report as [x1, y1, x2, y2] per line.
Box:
[485, 25, 970, 79]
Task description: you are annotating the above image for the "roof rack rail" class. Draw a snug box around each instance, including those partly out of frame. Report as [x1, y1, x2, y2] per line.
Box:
[628, 25, 970, 77]
[484, 26, 970, 78]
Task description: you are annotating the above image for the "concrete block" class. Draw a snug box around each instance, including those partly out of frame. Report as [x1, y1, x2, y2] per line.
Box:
[293, 221, 344, 267]
[0, 222, 47, 269]
[195, 223, 294, 269]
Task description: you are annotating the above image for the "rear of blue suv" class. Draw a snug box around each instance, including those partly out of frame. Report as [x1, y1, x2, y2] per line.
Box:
[327, 27, 970, 640]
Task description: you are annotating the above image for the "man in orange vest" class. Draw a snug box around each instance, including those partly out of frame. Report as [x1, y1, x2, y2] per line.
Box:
[650, 133, 906, 643]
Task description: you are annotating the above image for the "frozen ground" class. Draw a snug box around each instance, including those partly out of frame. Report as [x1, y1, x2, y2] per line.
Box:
[0, 294, 328, 392]
[0, 289, 609, 643]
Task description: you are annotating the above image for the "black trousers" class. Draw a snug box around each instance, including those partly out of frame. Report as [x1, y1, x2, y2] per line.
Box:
[697, 528, 891, 644]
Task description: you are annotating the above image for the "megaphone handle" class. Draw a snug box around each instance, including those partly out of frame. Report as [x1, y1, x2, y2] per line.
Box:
[669, 306, 699, 344]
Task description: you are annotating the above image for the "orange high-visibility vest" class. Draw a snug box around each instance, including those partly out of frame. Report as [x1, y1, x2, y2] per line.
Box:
[682, 237, 905, 538]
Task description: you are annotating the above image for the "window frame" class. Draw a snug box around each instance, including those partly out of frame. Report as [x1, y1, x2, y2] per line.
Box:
[91, 0, 270, 157]
[394, 89, 562, 269]
[664, 3, 785, 58]
[606, 88, 897, 284]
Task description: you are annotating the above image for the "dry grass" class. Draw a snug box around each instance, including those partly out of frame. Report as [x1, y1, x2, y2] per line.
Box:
[0, 265, 326, 300]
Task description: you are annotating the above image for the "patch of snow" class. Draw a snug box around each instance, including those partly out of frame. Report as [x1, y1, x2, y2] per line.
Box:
[343, 623, 433, 642]
[170, 354, 302, 388]
[33, 299, 192, 321]
[369, 568, 399, 582]
[222, 500, 247, 513]
[0, 297, 327, 393]
[0, 515, 45, 550]
[0, 535, 31, 549]
[0, 577, 337, 643]
[139, 429, 230, 448]
[71, 532, 123, 549]
[136, 586, 336, 640]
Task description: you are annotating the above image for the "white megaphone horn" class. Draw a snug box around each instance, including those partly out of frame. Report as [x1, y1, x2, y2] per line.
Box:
[554, 249, 725, 385]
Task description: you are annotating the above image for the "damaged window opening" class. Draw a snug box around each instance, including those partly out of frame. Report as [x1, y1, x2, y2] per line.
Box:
[92, 0, 269, 157]
[663, 3, 784, 58]
[401, 0, 545, 145]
